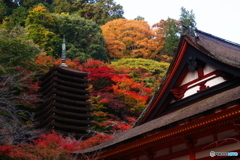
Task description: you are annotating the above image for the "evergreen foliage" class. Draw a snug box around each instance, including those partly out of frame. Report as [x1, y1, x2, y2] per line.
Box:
[0, 26, 40, 67]
[162, 18, 181, 56]
[22, 0, 41, 8]
[53, 13, 107, 60]
[0, 0, 123, 60]
[25, 5, 60, 57]
[4, 6, 28, 29]
[134, 15, 145, 21]
[153, 7, 196, 57]
[0, 0, 8, 23]
[180, 6, 196, 27]
[52, 0, 71, 13]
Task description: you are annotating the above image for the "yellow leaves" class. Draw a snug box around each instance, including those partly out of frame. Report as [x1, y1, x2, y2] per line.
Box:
[28, 6, 54, 22]
[101, 19, 165, 59]
[39, 52, 48, 56]
[30, 6, 46, 12]
[86, 84, 93, 90]
[93, 111, 108, 117]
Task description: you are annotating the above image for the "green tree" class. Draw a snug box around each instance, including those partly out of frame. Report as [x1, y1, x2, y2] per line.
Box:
[22, 0, 41, 8]
[0, 26, 40, 67]
[3, 6, 28, 29]
[111, 58, 169, 79]
[76, 0, 124, 25]
[0, 0, 8, 23]
[0, 0, 19, 22]
[70, 0, 89, 13]
[154, 7, 196, 57]
[93, 0, 124, 25]
[162, 18, 180, 56]
[25, 5, 61, 56]
[134, 16, 145, 21]
[52, 0, 71, 13]
[180, 6, 196, 27]
[53, 13, 107, 60]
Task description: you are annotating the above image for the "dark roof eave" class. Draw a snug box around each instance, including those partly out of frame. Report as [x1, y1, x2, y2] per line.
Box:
[134, 30, 240, 126]
[74, 85, 240, 154]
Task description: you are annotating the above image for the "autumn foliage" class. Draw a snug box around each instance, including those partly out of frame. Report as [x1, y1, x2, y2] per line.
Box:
[0, 132, 113, 159]
[101, 19, 165, 59]
[0, 53, 170, 159]
[0, 0, 194, 158]
[35, 57, 168, 135]
[34, 57, 169, 135]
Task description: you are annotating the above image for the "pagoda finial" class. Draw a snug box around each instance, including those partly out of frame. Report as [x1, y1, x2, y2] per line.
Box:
[60, 35, 68, 67]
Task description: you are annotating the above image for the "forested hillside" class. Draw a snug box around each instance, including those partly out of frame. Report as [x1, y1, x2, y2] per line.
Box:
[0, 1, 196, 159]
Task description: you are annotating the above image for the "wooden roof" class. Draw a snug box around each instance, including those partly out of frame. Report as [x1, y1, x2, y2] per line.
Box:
[39, 66, 89, 81]
[74, 86, 240, 155]
[35, 66, 91, 135]
[135, 28, 240, 125]
[74, 28, 240, 156]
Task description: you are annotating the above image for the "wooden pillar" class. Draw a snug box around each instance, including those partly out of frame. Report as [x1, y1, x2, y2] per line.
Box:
[189, 149, 195, 160]
[184, 137, 197, 160]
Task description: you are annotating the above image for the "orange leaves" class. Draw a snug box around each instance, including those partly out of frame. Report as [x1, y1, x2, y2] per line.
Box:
[112, 75, 134, 86]
[158, 55, 173, 62]
[99, 98, 110, 104]
[35, 55, 55, 67]
[35, 56, 82, 73]
[111, 123, 131, 132]
[29, 5, 53, 22]
[53, 58, 79, 69]
[111, 75, 151, 108]
[101, 19, 165, 59]
[131, 82, 144, 89]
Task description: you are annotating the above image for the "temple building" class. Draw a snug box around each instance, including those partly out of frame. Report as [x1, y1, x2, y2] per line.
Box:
[35, 38, 92, 138]
[74, 28, 240, 159]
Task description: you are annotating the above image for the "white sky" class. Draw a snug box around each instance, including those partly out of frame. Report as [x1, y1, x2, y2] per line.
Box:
[114, 0, 240, 44]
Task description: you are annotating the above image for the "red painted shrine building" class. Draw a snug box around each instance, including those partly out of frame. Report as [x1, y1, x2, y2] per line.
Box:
[74, 28, 240, 160]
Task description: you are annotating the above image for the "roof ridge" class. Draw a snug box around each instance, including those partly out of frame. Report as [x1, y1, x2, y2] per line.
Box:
[195, 29, 240, 47]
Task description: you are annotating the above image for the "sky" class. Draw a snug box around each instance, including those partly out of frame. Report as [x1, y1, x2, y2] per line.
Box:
[114, 0, 240, 44]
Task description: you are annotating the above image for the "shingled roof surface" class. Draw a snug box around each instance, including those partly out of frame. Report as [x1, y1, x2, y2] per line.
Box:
[135, 29, 240, 126]
[74, 29, 240, 154]
[187, 29, 240, 69]
[74, 85, 240, 154]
